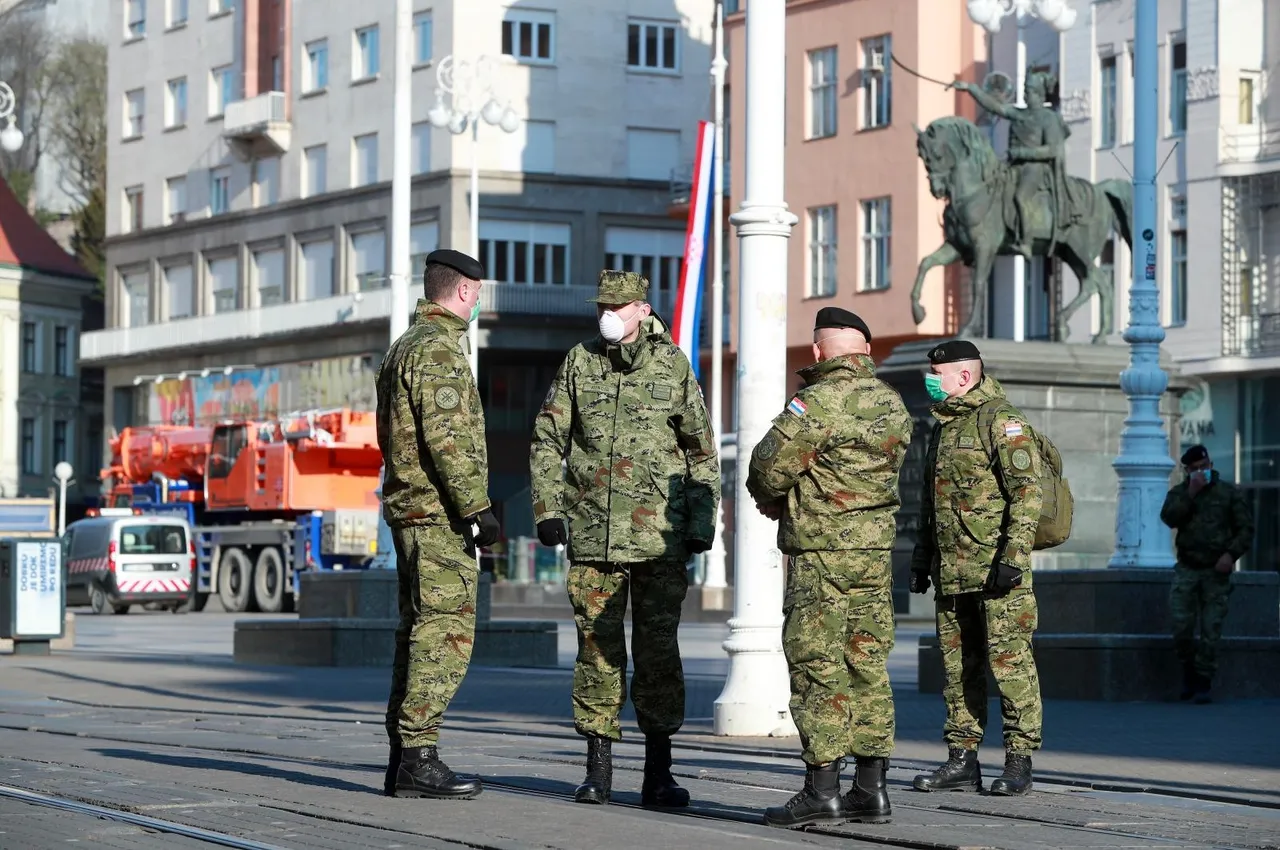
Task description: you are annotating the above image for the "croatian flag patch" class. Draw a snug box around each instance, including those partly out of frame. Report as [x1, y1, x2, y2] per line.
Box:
[787, 397, 807, 417]
[1004, 422, 1023, 437]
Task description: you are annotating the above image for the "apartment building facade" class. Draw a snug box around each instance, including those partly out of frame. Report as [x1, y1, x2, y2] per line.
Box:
[723, 0, 987, 388]
[1048, 0, 1278, 568]
[84, 0, 716, 534]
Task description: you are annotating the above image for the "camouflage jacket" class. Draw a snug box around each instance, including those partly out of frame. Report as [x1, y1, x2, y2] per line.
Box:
[529, 314, 720, 564]
[1160, 472, 1254, 568]
[746, 355, 912, 554]
[375, 299, 490, 529]
[910, 376, 1043, 595]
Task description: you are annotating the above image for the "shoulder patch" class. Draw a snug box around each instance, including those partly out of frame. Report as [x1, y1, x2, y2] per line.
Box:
[755, 432, 780, 461]
[1010, 447, 1032, 471]
[786, 397, 807, 417]
[434, 385, 461, 411]
[544, 384, 556, 407]
[1003, 421, 1023, 438]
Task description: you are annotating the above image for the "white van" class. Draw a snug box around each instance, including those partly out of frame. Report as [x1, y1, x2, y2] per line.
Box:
[63, 514, 194, 615]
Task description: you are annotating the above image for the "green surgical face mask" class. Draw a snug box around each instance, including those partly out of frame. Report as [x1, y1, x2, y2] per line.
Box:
[469, 299, 481, 324]
[924, 373, 948, 402]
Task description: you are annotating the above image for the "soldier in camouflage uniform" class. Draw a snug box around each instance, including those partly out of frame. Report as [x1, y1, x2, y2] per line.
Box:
[1160, 444, 1254, 704]
[909, 340, 1043, 798]
[530, 270, 720, 807]
[747, 308, 911, 829]
[375, 249, 502, 800]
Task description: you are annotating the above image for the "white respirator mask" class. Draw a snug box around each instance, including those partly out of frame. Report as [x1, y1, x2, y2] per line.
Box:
[598, 304, 642, 343]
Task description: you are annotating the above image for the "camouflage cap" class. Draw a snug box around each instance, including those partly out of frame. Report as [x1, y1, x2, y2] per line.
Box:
[588, 269, 650, 304]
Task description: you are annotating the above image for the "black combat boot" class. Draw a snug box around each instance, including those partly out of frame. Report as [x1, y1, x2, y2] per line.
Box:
[641, 736, 690, 807]
[912, 747, 982, 792]
[383, 740, 402, 796]
[763, 760, 848, 829]
[842, 757, 892, 824]
[395, 746, 483, 799]
[574, 736, 612, 804]
[1179, 663, 1198, 701]
[989, 752, 1033, 796]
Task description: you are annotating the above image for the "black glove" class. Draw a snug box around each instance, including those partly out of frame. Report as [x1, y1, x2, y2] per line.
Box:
[686, 539, 712, 555]
[909, 569, 931, 594]
[468, 509, 501, 548]
[536, 518, 568, 547]
[984, 562, 1023, 595]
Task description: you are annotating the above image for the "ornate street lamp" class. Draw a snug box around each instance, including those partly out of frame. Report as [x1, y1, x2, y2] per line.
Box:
[0, 81, 26, 153]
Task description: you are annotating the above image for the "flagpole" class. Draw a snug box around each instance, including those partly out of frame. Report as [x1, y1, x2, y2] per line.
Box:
[702, 0, 729, 596]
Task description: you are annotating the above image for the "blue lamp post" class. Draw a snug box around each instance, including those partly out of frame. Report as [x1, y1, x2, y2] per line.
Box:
[1110, 0, 1175, 569]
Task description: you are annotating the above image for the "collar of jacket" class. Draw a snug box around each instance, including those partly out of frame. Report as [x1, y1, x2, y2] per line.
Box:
[931, 374, 1007, 423]
[797, 353, 876, 386]
[600, 313, 672, 373]
[414, 298, 469, 335]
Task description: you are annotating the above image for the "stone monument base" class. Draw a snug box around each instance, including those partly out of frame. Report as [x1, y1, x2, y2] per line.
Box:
[232, 570, 559, 669]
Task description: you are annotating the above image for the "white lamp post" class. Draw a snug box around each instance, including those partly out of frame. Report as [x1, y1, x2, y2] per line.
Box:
[0, 81, 25, 153]
[54, 462, 73, 536]
[965, 0, 1077, 340]
[428, 55, 520, 381]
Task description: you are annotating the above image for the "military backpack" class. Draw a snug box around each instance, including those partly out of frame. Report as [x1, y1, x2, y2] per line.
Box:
[975, 400, 1074, 550]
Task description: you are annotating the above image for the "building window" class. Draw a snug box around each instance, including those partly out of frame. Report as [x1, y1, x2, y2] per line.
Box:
[124, 88, 145, 138]
[354, 25, 380, 80]
[626, 127, 680, 181]
[21, 321, 37, 372]
[126, 0, 146, 38]
[1240, 75, 1257, 125]
[861, 197, 891, 291]
[210, 64, 233, 117]
[211, 0, 234, 15]
[272, 55, 282, 90]
[164, 264, 194, 319]
[165, 176, 187, 224]
[500, 119, 555, 173]
[125, 185, 144, 232]
[604, 227, 684, 311]
[168, 0, 188, 27]
[254, 156, 280, 207]
[1170, 229, 1187, 326]
[1169, 37, 1186, 135]
[299, 239, 335, 300]
[410, 221, 441, 272]
[1099, 55, 1116, 147]
[166, 77, 187, 127]
[303, 144, 327, 196]
[861, 36, 891, 129]
[351, 230, 387, 291]
[479, 220, 570, 286]
[627, 20, 678, 72]
[53, 420, 69, 466]
[54, 326, 71, 376]
[123, 271, 151, 327]
[20, 418, 36, 475]
[807, 206, 837, 298]
[209, 167, 230, 214]
[414, 12, 432, 64]
[411, 121, 431, 174]
[304, 39, 328, 92]
[502, 10, 554, 63]
[808, 46, 837, 140]
[253, 248, 285, 306]
[207, 256, 238, 313]
[352, 133, 378, 186]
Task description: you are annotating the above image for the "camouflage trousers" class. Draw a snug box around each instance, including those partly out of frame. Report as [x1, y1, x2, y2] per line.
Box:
[783, 550, 895, 765]
[936, 586, 1042, 754]
[384, 525, 478, 748]
[1170, 564, 1234, 678]
[567, 560, 689, 741]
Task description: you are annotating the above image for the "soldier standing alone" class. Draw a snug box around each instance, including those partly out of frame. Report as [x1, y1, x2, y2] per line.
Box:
[1160, 444, 1254, 704]
[530, 270, 721, 807]
[747, 308, 911, 829]
[375, 249, 501, 799]
[909, 340, 1043, 797]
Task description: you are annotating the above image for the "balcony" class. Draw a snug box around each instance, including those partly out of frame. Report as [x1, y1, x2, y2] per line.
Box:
[1220, 124, 1280, 175]
[223, 92, 291, 160]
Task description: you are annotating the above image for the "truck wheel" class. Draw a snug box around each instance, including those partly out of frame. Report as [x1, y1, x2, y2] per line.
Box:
[253, 548, 287, 614]
[90, 584, 109, 615]
[186, 592, 209, 613]
[218, 548, 255, 613]
[112, 604, 132, 615]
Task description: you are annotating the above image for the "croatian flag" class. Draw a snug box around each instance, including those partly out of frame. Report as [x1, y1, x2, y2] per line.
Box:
[672, 120, 716, 380]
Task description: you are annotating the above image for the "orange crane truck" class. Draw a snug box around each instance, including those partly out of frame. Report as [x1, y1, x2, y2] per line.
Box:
[95, 409, 383, 613]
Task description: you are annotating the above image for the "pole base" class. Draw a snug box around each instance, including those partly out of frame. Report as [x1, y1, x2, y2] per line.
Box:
[713, 644, 798, 737]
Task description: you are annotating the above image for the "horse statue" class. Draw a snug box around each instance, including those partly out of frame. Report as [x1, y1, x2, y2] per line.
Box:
[910, 115, 1133, 343]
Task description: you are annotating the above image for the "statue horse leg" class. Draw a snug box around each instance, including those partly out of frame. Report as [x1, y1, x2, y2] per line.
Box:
[911, 243, 961, 326]
[1055, 247, 1099, 343]
[957, 247, 996, 338]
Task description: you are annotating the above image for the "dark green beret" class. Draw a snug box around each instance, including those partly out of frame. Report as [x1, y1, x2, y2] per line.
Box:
[425, 249, 485, 281]
[927, 339, 983, 364]
[814, 307, 872, 342]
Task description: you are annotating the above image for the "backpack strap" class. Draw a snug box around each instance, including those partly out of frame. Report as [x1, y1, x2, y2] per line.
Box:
[974, 398, 1015, 467]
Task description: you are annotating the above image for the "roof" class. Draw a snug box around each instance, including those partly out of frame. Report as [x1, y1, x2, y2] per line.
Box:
[0, 175, 96, 281]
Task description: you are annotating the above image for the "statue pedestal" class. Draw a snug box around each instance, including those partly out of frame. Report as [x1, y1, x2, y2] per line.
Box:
[878, 339, 1280, 702]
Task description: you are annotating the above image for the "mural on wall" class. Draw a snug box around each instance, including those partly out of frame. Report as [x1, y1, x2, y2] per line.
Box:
[146, 356, 379, 426]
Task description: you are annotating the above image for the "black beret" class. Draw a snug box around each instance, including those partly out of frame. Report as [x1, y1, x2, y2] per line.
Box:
[814, 307, 872, 342]
[1180, 444, 1209, 465]
[424, 249, 485, 281]
[928, 339, 983, 365]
